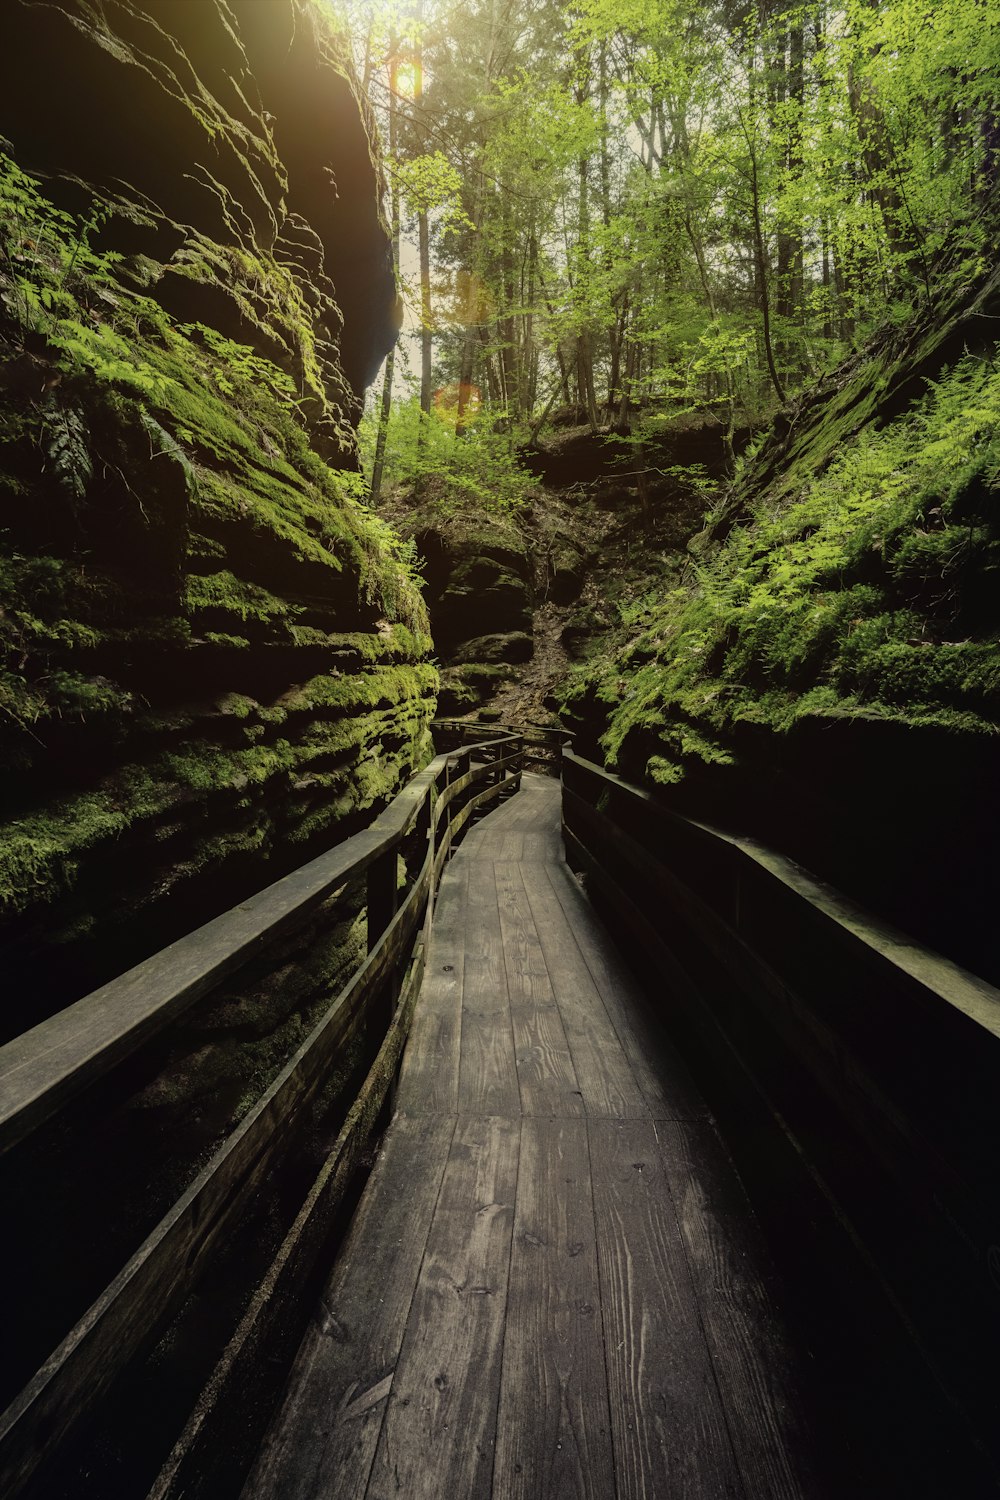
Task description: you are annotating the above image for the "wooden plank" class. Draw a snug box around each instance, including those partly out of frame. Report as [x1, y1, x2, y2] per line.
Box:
[151, 945, 429, 1500]
[653, 1119, 819, 1500]
[546, 861, 710, 1122]
[493, 1117, 616, 1500]
[0, 862, 431, 1498]
[398, 862, 468, 1115]
[521, 830, 559, 861]
[364, 1115, 521, 1500]
[244, 1111, 457, 1500]
[518, 861, 650, 1121]
[0, 762, 443, 1157]
[587, 1118, 746, 1500]
[494, 861, 583, 1118]
[458, 863, 520, 1116]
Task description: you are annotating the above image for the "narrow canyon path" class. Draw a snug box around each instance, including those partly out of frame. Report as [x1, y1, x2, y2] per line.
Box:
[245, 775, 824, 1499]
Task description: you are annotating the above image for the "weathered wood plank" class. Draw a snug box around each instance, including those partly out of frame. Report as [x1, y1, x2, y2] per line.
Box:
[494, 861, 583, 1118]
[364, 1115, 520, 1500]
[151, 945, 429, 1500]
[493, 1117, 615, 1500]
[546, 861, 710, 1122]
[521, 830, 559, 861]
[518, 861, 650, 1121]
[653, 1119, 819, 1500]
[587, 1118, 746, 1500]
[0, 744, 524, 1160]
[244, 1111, 457, 1500]
[0, 862, 431, 1498]
[398, 862, 468, 1115]
[0, 782, 433, 1159]
[458, 864, 520, 1116]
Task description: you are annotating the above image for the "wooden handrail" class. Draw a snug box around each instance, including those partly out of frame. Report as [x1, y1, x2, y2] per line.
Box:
[0, 736, 519, 1157]
[0, 733, 524, 1498]
[561, 747, 1000, 1461]
[432, 717, 571, 774]
[562, 748, 1000, 1039]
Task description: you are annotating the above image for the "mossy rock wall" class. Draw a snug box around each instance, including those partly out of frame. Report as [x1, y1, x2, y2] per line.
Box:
[384, 492, 534, 716]
[560, 260, 1000, 980]
[0, 1, 436, 1030]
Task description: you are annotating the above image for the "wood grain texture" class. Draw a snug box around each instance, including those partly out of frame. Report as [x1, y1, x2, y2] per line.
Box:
[458, 862, 521, 1116]
[153, 948, 429, 1500]
[0, 757, 449, 1157]
[244, 1112, 456, 1500]
[249, 774, 825, 1500]
[494, 861, 583, 1118]
[493, 1117, 615, 1500]
[546, 861, 710, 1122]
[0, 880, 428, 1498]
[654, 1120, 820, 1500]
[364, 1115, 520, 1500]
[587, 1118, 746, 1500]
[519, 861, 650, 1121]
[398, 862, 468, 1115]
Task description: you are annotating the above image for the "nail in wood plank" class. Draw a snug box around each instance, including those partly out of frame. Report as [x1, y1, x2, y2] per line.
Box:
[458, 863, 521, 1116]
[654, 1119, 821, 1500]
[494, 861, 583, 1118]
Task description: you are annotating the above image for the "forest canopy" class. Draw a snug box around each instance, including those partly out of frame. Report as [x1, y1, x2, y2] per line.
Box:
[333, 0, 1000, 489]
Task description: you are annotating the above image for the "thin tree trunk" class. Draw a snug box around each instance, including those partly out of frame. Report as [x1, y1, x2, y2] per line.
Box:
[415, 8, 433, 429]
[370, 42, 400, 502]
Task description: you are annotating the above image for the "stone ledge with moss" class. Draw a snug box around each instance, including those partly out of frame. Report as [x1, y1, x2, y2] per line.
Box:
[559, 258, 1000, 982]
[0, 0, 435, 1032]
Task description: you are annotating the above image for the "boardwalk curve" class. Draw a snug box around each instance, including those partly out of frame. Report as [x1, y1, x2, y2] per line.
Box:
[246, 775, 819, 1500]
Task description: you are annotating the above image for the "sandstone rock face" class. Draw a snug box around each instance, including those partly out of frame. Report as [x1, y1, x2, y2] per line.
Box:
[0, 0, 435, 1027]
[560, 266, 1000, 981]
[384, 503, 534, 717]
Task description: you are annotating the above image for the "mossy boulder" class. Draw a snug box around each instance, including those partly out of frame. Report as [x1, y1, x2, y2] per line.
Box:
[452, 631, 534, 666]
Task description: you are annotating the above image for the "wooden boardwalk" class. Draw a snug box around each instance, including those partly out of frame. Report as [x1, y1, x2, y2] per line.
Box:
[245, 775, 821, 1499]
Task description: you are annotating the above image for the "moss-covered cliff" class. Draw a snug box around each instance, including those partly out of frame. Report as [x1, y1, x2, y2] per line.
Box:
[561, 260, 1000, 980]
[0, 0, 436, 1029]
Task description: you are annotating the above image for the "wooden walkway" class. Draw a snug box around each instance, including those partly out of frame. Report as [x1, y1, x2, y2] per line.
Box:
[245, 775, 821, 1499]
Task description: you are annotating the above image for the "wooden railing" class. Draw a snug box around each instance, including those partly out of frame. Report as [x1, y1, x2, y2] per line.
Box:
[0, 733, 523, 1499]
[432, 716, 570, 774]
[561, 746, 1000, 1467]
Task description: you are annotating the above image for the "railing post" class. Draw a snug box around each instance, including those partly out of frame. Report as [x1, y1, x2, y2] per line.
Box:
[418, 785, 436, 921]
[367, 848, 398, 956]
[368, 845, 401, 1030]
[456, 748, 472, 836]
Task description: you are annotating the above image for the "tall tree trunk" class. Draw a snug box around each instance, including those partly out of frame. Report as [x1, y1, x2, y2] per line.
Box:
[415, 7, 433, 430]
[418, 210, 432, 416]
[370, 43, 400, 503]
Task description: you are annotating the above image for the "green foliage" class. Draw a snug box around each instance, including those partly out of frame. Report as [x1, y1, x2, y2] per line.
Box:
[350, 0, 1000, 476]
[563, 353, 1000, 781]
[41, 397, 92, 502]
[360, 395, 537, 525]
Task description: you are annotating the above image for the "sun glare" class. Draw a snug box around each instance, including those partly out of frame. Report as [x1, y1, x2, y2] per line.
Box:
[394, 58, 421, 99]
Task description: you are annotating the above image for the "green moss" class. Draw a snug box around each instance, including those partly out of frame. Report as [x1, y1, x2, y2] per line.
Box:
[285, 662, 439, 716]
[186, 571, 298, 626]
[0, 142, 437, 949]
[564, 353, 1000, 782]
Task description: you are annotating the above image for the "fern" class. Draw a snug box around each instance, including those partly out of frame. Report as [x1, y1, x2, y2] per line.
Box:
[138, 407, 196, 494]
[42, 398, 92, 502]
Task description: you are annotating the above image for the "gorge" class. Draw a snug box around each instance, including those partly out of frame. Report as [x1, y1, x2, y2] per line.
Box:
[1, 0, 999, 1496]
